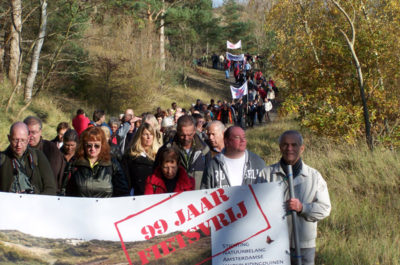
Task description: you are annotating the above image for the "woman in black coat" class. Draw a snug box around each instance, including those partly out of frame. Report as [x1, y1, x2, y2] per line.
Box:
[122, 123, 161, 196]
[66, 127, 129, 198]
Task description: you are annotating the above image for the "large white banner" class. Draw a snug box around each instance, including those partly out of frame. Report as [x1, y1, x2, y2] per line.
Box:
[230, 82, 248, 99]
[0, 183, 290, 265]
[227, 40, 242, 49]
[226, 52, 245, 62]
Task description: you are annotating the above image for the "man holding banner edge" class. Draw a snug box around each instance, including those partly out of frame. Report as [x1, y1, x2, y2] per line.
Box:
[257, 130, 331, 265]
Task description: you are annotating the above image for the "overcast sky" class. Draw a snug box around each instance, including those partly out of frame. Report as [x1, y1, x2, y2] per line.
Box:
[212, 0, 224, 8]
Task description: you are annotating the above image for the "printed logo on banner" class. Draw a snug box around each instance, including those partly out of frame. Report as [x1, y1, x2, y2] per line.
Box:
[114, 186, 271, 265]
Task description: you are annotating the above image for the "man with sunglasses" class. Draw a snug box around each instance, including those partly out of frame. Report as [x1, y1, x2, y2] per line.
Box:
[0, 122, 57, 195]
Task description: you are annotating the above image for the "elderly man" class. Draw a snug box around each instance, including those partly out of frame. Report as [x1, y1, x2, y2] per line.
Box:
[117, 108, 141, 154]
[201, 126, 267, 189]
[0, 122, 56, 195]
[205, 120, 225, 157]
[156, 115, 211, 190]
[258, 130, 331, 265]
[24, 116, 65, 189]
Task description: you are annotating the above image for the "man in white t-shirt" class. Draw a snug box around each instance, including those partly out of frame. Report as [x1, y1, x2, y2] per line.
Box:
[201, 126, 267, 189]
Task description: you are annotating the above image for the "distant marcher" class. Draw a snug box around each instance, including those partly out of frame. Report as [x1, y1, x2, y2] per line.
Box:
[122, 123, 161, 196]
[257, 130, 331, 265]
[59, 129, 78, 195]
[256, 100, 265, 124]
[192, 113, 206, 141]
[211, 53, 219, 69]
[101, 126, 122, 162]
[255, 70, 263, 82]
[247, 101, 257, 128]
[160, 116, 176, 144]
[267, 87, 276, 104]
[205, 121, 225, 158]
[234, 62, 240, 83]
[0, 122, 56, 195]
[89, 110, 112, 135]
[72, 109, 90, 136]
[264, 98, 273, 122]
[234, 98, 245, 129]
[224, 59, 231, 79]
[109, 117, 121, 145]
[24, 116, 65, 189]
[145, 147, 194, 194]
[117, 109, 141, 154]
[219, 54, 225, 69]
[217, 104, 232, 125]
[51, 122, 69, 149]
[66, 127, 129, 198]
[201, 126, 267, 189]
[171, 102, 178, 116]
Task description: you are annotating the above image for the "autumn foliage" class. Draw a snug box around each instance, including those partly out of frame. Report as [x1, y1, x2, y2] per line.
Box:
[265, 0, 400, 148]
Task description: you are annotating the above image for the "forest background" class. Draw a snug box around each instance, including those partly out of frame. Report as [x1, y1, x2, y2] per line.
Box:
[0, 0, 399, 264]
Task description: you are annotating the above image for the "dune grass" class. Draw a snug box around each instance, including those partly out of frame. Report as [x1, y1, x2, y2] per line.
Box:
[1, 67, 399, 264]
[246, 116, 400, 265]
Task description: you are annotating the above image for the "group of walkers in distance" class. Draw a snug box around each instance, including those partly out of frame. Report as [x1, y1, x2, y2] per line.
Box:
[195, 53, 277, 129]
[0, 64, 331, 264]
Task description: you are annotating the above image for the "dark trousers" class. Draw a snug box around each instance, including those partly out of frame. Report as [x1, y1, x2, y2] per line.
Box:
[290, 247, 315, 265]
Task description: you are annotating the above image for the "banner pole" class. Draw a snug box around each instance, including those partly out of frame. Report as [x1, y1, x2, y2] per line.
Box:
[287, 165, 302, 265]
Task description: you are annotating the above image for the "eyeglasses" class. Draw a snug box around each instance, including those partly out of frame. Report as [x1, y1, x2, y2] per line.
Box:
[11, 139, 28, 145]
[85, 143, 101, 149]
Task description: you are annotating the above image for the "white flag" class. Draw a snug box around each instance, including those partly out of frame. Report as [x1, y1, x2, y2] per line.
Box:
[227, 40, 242, 49]
[230, 82, 248, 99]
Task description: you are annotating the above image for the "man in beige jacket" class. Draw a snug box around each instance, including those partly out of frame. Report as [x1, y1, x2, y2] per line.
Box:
[257, 130, 331, 265]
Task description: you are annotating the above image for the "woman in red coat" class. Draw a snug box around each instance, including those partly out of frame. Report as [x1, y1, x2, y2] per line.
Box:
[144, 147, 194, 194]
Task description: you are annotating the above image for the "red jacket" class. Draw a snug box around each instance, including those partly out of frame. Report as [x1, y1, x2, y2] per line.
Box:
[255, 71, 263, 81]
[144, 165, 195, 195]
[258, 89, 267, 100]
[72, 114, 90, 136]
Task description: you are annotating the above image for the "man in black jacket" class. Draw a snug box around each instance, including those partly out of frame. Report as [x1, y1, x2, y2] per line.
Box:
[24, 116, 65, 190]
[156, 115, 211, 190]
[0, 122, 56, 195]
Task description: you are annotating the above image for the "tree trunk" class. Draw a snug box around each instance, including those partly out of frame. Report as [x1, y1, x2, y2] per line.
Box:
[159, 0, 166, 71]
[24, 0, 47, 102]
[331, 0, 373, 150]
[8, 0, 22, 88]
[0, 43, 4, 79]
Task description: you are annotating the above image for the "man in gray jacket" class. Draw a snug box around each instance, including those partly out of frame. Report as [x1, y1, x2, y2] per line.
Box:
[201, 126, 267, 189]
[257, 130, 331, 265]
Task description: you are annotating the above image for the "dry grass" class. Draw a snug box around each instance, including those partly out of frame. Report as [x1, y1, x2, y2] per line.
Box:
[246, 116, 400, 265]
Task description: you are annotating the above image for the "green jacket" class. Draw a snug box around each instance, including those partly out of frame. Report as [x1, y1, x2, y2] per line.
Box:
[66, 157, 129, 198]
[0, 146, 57, 195]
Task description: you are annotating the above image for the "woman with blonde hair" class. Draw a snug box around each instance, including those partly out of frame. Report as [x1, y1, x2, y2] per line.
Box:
[122, 123, 161, 195]
[142, 113, 163, 147]
[66, 127, 129, 198]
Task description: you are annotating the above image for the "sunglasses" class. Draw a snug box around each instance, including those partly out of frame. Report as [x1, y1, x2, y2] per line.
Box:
[85, 143, 101, 149]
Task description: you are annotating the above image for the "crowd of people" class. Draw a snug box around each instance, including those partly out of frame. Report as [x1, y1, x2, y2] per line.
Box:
[0, 63, 330, 264]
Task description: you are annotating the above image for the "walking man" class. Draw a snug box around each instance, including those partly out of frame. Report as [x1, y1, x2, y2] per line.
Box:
[201, 126, 267, 189]
[257, 130, 331, 265]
